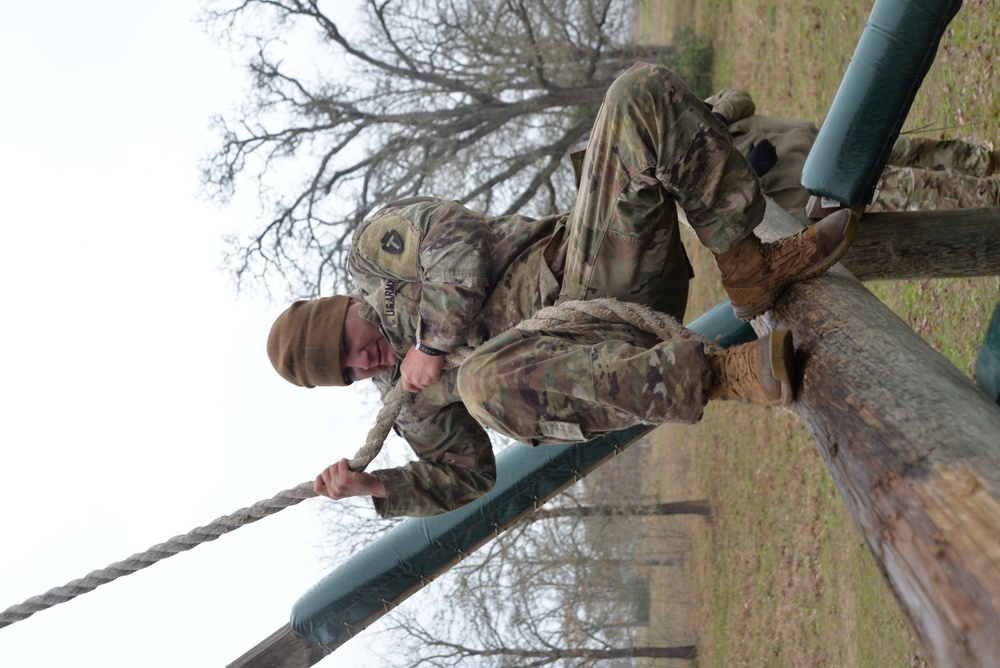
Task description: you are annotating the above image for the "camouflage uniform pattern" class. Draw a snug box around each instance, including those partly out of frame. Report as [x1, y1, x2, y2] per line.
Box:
[350, 63, 764, 517]
[457, 322, 711, 448]
[889, 136, 999, 178]
[705, 90, 1000, 213]
[871, 165, 1000, 212]
[705, 88, 819, 215]
[350, 197, 568, 517]
[872, 137, 1000, 211]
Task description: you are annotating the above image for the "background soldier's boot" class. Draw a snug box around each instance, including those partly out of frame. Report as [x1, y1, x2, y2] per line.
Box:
[715, 209, 858, 320]
[707, 330, 795, 407]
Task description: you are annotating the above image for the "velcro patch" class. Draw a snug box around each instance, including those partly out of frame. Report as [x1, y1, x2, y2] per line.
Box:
[538, 420, 586, 443]
[358, 215, 419, 280]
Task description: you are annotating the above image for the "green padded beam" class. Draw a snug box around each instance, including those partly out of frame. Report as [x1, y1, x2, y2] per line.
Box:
[290, 300, 754, 649]
[800, 0, 962, 206]
[975, 302, 1000, 405]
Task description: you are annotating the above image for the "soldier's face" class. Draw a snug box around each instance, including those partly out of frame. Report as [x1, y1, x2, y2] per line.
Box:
[342, 300, 398, 383]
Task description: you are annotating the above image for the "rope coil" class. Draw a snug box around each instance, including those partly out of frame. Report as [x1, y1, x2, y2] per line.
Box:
[0, 298, 712, 629]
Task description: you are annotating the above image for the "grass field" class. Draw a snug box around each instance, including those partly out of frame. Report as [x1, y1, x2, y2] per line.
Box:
[634, 1, 1000, 666]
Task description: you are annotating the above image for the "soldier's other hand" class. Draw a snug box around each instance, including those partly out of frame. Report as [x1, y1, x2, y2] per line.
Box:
[314, 458, 387, 500]
[401, 346, 445, 393]
[746, 139, 777, 177]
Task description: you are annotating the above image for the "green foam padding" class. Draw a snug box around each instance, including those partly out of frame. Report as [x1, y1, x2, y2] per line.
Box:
[800, 0, 962, 206]
[975, 302, 1000, 404]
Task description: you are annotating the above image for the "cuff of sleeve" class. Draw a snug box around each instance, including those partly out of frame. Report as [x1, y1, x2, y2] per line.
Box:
[417, 313, 466, 354]
[371, 468, 411, 518]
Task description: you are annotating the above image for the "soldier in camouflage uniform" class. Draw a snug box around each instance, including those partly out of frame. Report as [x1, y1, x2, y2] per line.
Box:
[872, 133, 1000, 211]
[266, 63, 857, 518]
[705, 88, 1000, 214]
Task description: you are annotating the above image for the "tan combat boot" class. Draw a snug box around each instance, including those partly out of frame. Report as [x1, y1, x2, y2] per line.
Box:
[707, 330, 795, 407]
[715, 209, 858, 320]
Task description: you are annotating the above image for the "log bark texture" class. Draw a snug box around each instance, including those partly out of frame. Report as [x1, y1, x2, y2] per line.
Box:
[755, 201, 1000, 668]
[841, 207, 1000, 280]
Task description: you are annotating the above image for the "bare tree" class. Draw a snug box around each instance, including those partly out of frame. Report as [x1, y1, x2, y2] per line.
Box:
[201, 0, 667, 298]
[374, 512, 656, 666]
[385, 634, 695, 666]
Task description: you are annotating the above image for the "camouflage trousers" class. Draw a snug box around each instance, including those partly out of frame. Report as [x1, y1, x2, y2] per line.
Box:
[872, 136, 1000, 211]
[889, 136, 999, 177]
[457, 63, 764, 445]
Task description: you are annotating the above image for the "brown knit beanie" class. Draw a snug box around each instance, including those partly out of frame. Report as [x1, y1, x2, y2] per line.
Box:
[267, 295, 352, 388]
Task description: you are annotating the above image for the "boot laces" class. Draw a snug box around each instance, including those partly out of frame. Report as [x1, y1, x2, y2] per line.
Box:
[722, 347, 757, 399]
[761, 229, 807, 263]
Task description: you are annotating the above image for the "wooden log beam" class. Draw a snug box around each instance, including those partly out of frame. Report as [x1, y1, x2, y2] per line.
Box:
[228, 624, 329, 668]
[754, 201, 1000, 667]
[841, 207, 1000, 281]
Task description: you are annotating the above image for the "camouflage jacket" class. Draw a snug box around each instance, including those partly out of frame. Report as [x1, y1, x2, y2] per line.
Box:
[705, 88, 819, 214]
[350, 197, 568, 518]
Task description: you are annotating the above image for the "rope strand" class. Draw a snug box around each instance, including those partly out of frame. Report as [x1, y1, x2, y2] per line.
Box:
[0, 482, 316, 628]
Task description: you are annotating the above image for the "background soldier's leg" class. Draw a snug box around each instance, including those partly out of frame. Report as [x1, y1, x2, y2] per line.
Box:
[890, 136, 998, 177]
[456, 325, 711, 445]
[872, 166, 999, 212]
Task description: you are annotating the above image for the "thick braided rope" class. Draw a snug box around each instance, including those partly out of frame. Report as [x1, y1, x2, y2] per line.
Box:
[520, 297, 720, 352]
[345, 349, 471, 471]
[0, 481, 316, 629]
[0, 298, 710, 630]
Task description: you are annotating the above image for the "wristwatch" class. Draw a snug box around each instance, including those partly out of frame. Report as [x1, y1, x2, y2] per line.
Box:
[414, 341, 445, 356]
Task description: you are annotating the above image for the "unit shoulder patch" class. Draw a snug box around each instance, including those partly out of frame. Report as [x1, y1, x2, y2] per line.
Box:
[380, 230, 404, 254]
[358, 215, 420, 280]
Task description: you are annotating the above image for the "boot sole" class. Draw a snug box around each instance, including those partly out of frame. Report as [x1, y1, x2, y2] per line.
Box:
[767, 329, 795, 407]
[733, 210, 859, 320]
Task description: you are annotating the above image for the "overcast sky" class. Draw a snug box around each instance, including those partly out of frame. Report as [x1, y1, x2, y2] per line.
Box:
[0, 2, 393, 666]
